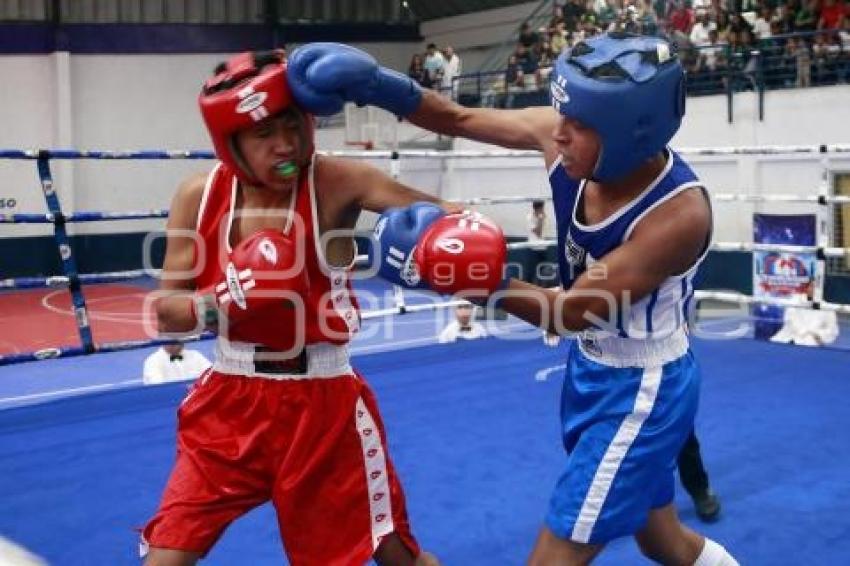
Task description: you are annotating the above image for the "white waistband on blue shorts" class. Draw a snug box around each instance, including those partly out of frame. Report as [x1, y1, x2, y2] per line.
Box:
[212, 340, 353, 380]
[577, 326, 689, 368]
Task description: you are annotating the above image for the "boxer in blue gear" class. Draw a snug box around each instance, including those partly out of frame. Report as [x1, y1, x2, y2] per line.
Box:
[288, 34, 739, 566]
[369, 202, 445, 289]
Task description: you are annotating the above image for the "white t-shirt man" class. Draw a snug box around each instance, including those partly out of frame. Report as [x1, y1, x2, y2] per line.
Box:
[438, 305, 487, 343]
[770, 295, 840, 347]
[438, 320, 487, 343]
[423, 46, 446, 86]
[143, 346, 211, 385]
[752, 15, 772, 39]
[442, 48, 462, 96]
[689, 18, 716, 47]
[527, 202, 548, 251]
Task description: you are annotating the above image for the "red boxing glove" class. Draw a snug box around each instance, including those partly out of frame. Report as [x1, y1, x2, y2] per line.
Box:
[196, 229, 308, 335]
[414, 211, 507, 296]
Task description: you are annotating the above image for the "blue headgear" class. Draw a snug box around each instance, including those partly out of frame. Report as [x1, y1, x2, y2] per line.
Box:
[549, 33, 686, 182]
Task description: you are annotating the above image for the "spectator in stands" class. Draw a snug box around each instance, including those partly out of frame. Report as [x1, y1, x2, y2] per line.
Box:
[794, 0, 818, 33]
[636, 0, 659, 35]
[575, 12, 599, 39]
[724, 29, 758, 90]
[580, 7, 601, 34]
[760, 22, 789, 87]
[739, 29, 758, 73]
[142, 342, 210, 385]
[701, 28, 727, 73]
[536, 41, 555, 86]
[788, 36, 813, 86]
[841, 13, 850, 45]
[408, 53, 429, 88]
[690, 10, 716, 48]
[549, 2, 565, 29]
[562, 0, 585, 32]
[518, 21, 540, 48]
[441, 46, 462, 99]
[549, 20, 569, 54]
[727, 11, 754, 36]
[839, 18, 850, 82]
[623, 4, 641, 34]
[818, 0, 847, 31]
[665, 15, 694, 60]
[812, 31, 843, 83]
[438, 304, 487, 343]
[752, 6, 774, 39]
[715, 8, 732, 42]
[505, 53, 524, 90]
[668, 0, 695, 36]
[504, 53, 525, 108]
[777, 0, 800, 33]
[423, 43, 445, 90]
[596, 0, 618, 29]
[739, 0, 759, 16]
[516, 45, 540, 89]
[772, 3, 792, 34]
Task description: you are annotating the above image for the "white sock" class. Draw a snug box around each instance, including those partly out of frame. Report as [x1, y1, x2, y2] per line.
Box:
[0, 536, 47, 566]
[694, 538, 739, 566]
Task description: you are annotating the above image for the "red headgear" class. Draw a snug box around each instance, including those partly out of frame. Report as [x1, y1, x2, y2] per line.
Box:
[198, 50, 315, 186]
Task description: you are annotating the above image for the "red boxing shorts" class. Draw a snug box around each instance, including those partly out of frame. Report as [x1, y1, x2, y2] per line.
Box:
[141, 368, 419, 565]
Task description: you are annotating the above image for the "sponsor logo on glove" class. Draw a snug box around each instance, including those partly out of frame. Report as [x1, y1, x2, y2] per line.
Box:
[219, 262, 255, 310]
[400, 250, 421, 287]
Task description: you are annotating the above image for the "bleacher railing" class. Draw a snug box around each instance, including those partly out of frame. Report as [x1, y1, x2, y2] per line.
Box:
[442, 29, 848, 120]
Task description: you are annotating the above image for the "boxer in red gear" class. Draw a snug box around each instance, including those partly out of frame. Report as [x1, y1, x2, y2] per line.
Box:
[143, 50, 459, 566]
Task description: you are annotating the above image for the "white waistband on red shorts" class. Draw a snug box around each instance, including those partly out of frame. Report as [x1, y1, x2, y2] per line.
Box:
[576, 325, 689, 368]
[212, 340, 353, 379]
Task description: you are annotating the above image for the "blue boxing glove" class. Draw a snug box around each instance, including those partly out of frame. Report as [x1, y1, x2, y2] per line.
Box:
[287, 42, 423, 117]
[369, 203, 445, 288]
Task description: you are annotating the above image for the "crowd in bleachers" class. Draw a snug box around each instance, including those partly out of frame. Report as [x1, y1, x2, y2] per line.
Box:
[508, 0, 848, 97]
[452, 0, 848, 107]
[408, 42, 462, 97]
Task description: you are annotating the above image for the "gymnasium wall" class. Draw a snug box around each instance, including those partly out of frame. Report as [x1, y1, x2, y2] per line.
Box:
[0, 23, 848, 301]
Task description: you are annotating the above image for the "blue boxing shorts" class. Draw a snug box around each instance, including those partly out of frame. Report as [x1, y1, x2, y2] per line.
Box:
[545, 341, 700, 545]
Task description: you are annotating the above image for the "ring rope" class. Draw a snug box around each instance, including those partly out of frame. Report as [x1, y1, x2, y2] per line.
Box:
[0, 210, 169, 223]
[695, 291, 850, 315]
[0, 269, 153, 290]
[2, 144, 848, 365]
[0, 334, 214, 366]
[3, 238, 849, 292]
[1, 144, 850, 161]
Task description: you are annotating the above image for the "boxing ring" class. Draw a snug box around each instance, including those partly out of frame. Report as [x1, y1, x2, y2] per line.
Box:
[1, 146, 850, 564]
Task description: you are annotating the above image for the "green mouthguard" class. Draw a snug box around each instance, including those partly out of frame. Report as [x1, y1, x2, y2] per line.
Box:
[275, 161, 298, 178]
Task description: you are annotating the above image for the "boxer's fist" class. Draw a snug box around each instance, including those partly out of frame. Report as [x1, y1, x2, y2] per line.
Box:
[370, 203, 445, 288]
[197, 229, 307, 329]
[288, 42, 422, 117]
[415, 211, 507, 296]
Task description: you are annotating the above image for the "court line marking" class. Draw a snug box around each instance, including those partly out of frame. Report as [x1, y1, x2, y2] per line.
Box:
[0, 379, 143, 407]
[534, 364, 567, 382]
[41, 290, 156, 325]
[0, 323, 531, 408]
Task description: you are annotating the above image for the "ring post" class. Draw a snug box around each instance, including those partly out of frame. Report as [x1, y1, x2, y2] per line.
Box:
[36, 150, 96, 354]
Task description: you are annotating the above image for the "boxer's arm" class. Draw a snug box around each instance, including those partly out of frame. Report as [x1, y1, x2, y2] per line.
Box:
[500, 189, 711, 333]
[155, 173, 207, 334]
[319, 155, 463, 214]
[408, 89, 559, 154]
